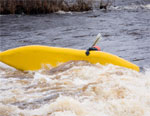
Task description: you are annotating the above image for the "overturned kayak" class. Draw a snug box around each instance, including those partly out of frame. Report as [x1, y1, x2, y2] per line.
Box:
[0, 45, 139, 71]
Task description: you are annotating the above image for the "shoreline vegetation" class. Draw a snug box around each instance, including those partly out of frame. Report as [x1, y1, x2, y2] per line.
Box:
[0, 0, 111, 14]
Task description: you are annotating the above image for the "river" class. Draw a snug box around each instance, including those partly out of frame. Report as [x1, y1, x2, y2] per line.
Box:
[0, 1, 150, 116]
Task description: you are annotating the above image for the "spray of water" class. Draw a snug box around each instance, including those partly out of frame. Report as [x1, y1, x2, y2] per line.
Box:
[0, 61, 150, 116]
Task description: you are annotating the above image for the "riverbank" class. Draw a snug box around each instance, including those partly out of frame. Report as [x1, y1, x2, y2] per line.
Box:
[0, 0, 149, 14]
[0, 0, 114, 14]
[0, 0, 90, 14]
[0, 0, 98, 14]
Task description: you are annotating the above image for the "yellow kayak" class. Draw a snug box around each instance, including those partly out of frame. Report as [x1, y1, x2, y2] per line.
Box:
[0, 45, 139, 71]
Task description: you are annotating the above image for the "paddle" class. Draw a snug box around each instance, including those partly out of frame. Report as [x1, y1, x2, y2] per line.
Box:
[86, 33, 102, 56]
[92, 33, 102, 47]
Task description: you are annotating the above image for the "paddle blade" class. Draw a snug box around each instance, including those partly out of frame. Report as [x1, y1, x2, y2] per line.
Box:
[92, 33, 102, 47]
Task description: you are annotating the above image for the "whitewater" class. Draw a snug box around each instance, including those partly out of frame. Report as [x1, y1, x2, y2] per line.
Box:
[0, 61, 150, 116]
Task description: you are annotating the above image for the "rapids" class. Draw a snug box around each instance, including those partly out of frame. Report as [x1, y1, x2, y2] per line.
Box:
[0, 61, 150, 116]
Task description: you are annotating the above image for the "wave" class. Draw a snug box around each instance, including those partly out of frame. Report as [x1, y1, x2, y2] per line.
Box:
[110, 4, 150, 11]
[55, 10, 73, 15]
[0, 61, 150, 116]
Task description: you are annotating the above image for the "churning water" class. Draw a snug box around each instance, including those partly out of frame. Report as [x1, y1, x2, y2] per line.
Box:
[0, 0, 150, 116]
[0, 61, 150, 116]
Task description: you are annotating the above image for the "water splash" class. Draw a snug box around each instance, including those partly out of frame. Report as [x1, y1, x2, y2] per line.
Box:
[110, 3, 150, 11]
[0, 61, 150, 116]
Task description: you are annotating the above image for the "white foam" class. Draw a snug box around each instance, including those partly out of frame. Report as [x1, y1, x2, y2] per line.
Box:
[32, 72, 52, 84]
[73, 78, 88, 86]
[110, 4, 150, 10]
[0, 63, 150, 116]
[51, 111, 76, 116]
[142, 4, 150, 9]
[0, 62, 16, 70]
[56, 10, 72, 15]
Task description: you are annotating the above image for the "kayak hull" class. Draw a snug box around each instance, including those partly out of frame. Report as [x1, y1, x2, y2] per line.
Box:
[0, 45, 139, 71]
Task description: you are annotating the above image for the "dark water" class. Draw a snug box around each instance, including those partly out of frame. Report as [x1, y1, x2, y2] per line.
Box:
[0, 3, 150, 68]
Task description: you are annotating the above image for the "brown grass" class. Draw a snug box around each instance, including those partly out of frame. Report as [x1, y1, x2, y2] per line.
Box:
[0, 0, 93, 14]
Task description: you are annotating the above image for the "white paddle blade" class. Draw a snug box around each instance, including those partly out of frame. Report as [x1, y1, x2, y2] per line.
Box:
[96, 33, 102, 40]
[92, 33, 102, 46]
